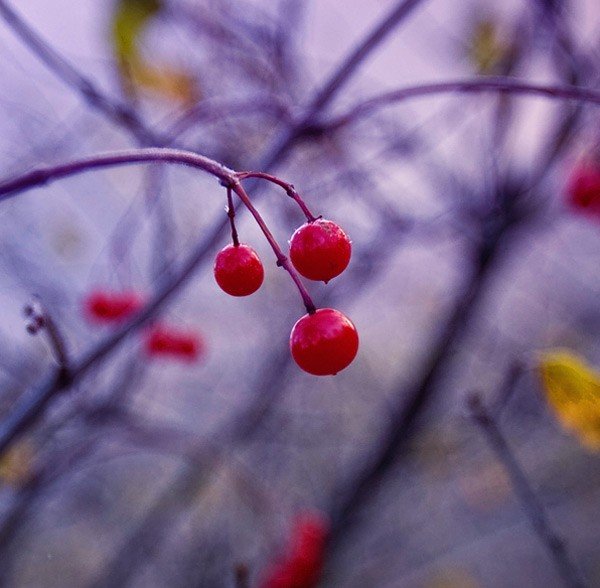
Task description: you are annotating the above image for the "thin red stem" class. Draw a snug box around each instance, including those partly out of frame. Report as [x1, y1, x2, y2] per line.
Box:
[236, 171, 318, 222]
[226, 187, 240, 247]
[230, 180, 316, 315]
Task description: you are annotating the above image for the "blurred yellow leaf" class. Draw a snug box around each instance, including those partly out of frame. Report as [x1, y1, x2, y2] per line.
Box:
[127, 60, 198, 105]
[427, 568, 480, 588]
[111, 0, 197, 104]
[538, 350, 600, 451]
[468, 19, 509, 74]
[0, 440, 35, 486]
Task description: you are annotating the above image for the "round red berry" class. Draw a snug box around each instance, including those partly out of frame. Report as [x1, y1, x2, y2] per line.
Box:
[290, 308, 359, 376]
[214, 243, 264, 296]
[567, 163, 600, 219]
[289, 219, 351, 283]
[84, 290, 143, 323]
[145, 326, 203, 362]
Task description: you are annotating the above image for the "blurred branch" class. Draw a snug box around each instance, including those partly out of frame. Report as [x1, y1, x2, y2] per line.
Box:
[23, 297, 70, 373]
[322, 180, 537, 566]
[317, 77, 600, 133]
[0, 0, 164, 145]
[466, 392, 587, 588]
[300, 0, 429, 119]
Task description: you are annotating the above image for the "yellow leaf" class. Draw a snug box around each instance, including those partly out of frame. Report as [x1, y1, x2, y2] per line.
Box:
[0, 440, 35, 486]
[111, 0, 197, 104]
[127, 60, 198, 105]
[468, 19, 509, 75]
[538, 350, 600, 451]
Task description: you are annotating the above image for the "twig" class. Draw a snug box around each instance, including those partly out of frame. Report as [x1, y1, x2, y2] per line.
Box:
[23, 297, 70, 372]
[226, 186, 240, 247]
[234, 563, 250, 588]
[0, 0, 163, 146]
[466, 392, 587, 588]
[322, 183, 531, 566]
[236, 171, 318, 222]
[302, 0, 429, 118]
[318, 77, 600, 132]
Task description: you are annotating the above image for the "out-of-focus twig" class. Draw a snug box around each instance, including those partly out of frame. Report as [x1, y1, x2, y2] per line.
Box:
[466, 392, 588, 588]
[23, 297, 70, 373]
[0, 0, 164, 145]
[317, 77, 600, 133]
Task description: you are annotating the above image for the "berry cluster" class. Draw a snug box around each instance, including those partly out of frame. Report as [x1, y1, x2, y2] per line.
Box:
[260, 511, 329, 588]
[213, 176, 358, 376]
[82, 172, 358, 375]
[84, 290, 203, 363]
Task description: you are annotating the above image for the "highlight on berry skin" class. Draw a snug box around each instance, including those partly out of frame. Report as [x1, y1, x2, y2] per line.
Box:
[214, 243, 265, 296]
[290, 308, 359, 376]
[144, 325, 203, 362]
[260, 511, 329, 588]
[289, 219, 351, 283]
[567, 161, 600, 220]
[84, 290, 143, 323]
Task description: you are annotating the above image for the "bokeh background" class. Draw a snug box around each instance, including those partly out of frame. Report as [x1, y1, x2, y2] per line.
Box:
[0, 0, 599, 586]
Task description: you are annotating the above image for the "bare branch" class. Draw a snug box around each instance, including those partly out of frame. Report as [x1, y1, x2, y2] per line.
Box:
[467, 392, 587, 588]
[319, 77, 600, 132]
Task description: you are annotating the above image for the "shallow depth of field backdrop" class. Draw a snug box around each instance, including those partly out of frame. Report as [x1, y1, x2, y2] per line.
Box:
[0, 0, 599, 587]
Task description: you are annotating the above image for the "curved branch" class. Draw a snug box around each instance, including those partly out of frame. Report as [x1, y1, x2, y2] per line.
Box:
[320, 77, 600, 132]
[0, 148, 235, 199]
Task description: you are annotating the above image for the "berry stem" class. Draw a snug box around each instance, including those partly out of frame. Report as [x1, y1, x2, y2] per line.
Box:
[235, 171, 318, 222]
[226, 186, 240, 247]
[229, 180, 317, 315]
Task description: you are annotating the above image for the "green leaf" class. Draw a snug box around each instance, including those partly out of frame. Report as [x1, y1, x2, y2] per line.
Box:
[112, 0, 162, 64]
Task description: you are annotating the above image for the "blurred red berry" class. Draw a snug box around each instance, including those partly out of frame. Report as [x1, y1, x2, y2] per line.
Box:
[261, 512, 329, 588]
[289, 219, 351, 283]
[567, 163, 600, 219]
[290, 308, 359, 376]
[84, 290, 143, 323]
[145, 326, 203, 362]
[214, 243, 265, 296]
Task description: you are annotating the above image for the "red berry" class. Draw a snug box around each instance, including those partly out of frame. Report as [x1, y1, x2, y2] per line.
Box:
[214, 244, 264, 296]
[84, 290, 143, 323]
[261, 512, 329, 588]
[290, 308, 358, 376]
[289, 219, 351, 283]
[145, 325, 203, 362]
[567, 163, 600, 220]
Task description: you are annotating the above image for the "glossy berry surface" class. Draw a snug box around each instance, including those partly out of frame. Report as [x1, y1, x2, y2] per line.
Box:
[290, 308, 359, 376]
[84, 290, 143, 323]
[289, 219, 351, 283]
[567, 163, 600, 220]
[261, 512, 329, 588]
[145, 326, 203, 362]
[214, 243, 264, 296]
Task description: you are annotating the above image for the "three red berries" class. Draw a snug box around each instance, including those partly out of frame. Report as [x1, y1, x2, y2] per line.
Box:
[213, 218, 358, 376]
